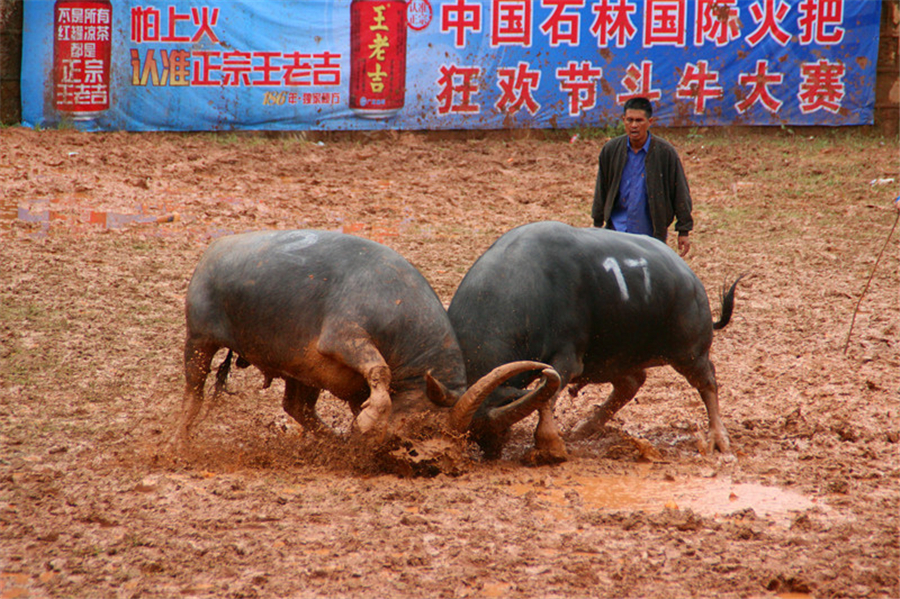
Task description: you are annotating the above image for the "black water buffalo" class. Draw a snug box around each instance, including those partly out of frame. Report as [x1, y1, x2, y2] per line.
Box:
[174, 229, 560, 449]
[447, 221, 741, 461]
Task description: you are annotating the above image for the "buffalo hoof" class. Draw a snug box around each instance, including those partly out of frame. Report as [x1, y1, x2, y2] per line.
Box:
[350, 423, 387, 446]
[352, 395, 392, 437]
[523, 447, 568, 466]
[523, 438, 569, 465]
[708, 427, 732, 456]
[535, 431, 569, 459]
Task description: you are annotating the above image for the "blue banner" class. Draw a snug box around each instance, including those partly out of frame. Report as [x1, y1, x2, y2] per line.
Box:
[20, 0, 881, 131]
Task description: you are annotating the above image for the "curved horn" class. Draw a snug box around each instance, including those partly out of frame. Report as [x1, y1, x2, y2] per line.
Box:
[483, 367, 562, 432]
[450, 361, 559, 433]
[425, 371, 457, 407]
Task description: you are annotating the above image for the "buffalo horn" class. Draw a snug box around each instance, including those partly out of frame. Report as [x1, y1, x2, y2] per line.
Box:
[450, 361, 560, 433]
[484, 367, 561, 431]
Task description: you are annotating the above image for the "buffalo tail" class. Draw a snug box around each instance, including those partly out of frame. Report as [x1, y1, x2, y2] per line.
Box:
[212, 349, 234, 400]
[713, 274, 745, 330]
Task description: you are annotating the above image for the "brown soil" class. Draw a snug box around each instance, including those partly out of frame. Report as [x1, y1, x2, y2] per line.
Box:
[1, 126, 898, 599]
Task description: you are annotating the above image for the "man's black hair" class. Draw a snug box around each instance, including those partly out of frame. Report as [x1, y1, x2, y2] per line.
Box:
[623, 97, 653, 118]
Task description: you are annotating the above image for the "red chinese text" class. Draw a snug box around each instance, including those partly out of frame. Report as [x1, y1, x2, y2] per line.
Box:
[675, 60, 723, 113]
[540, 0, 584, 47]
[436, 64, 482, 113]
[130, 5, 219, 43]
[591, 0, 638, 47]
[496, 62, 542, 115]
[130, 49, 342, 87]
[643, 0, 687, 46]
[735, 59, 784, 113]
[798, 0, 845, 45]
[798, 59, 845, 113]
[616, 60, 662, 104]
[492, 0, 532, 46]
[556, 60, 603, 116]
[441, 0, 483, 47]
[694, 0, 741, 46]
[746, 0, 791, 46]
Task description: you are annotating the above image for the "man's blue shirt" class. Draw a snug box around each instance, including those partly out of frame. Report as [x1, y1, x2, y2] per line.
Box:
[609, 134, 653, 236]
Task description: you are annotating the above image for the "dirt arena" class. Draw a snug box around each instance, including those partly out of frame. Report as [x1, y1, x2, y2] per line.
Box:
[1, 125, 898, 599]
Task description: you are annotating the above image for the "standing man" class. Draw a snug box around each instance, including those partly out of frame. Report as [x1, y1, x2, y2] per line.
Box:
[592, 97, 693, 257]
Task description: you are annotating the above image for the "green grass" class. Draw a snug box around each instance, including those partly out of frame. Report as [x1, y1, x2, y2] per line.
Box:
[572, 121, 625, 140]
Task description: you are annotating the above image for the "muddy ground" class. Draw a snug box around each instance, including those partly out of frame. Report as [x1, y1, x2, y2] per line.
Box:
[0, 125, 898, 599]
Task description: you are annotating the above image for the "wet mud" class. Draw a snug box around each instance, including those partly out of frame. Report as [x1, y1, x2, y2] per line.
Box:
[0, 126, 897, 598]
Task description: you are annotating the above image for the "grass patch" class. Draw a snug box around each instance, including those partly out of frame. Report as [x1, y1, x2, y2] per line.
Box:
[572, 121, 625, 140]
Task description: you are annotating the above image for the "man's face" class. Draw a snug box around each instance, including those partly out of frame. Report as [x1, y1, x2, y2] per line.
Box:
[623, 108, 652, 149]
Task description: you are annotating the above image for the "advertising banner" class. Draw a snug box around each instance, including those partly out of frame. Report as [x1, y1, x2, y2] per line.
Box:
[20, 0, 882, 131]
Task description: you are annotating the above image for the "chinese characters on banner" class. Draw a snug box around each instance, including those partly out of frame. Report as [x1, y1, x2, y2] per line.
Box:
[128, 5, 341, 104]
[350, 0, 408, 118]
[435, 0, 865, 119]
[22, 0, 881, 131]
[53, 0, 113, 119]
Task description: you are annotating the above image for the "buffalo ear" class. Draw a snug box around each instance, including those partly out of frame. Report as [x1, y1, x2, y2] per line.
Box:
[425, 371, 457, 407]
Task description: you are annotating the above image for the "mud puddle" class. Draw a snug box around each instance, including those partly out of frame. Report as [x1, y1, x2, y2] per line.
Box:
[2, 199, 178, 231]
[509, 471, 826, 526]
[1, 197, 408, 244]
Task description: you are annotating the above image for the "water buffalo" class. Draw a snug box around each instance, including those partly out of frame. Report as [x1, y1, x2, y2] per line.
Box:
[174, 229, 560, 450]
[447, 221, 741, 461]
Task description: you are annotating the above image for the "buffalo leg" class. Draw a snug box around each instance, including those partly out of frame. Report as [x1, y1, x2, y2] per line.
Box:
[673, 357, 731, 454]
[569, 370, 646, 440]
[532, 349, 583, 459]
[532, 396, 568, 461]
[282, 377, 333, 436]
[174, 339, 219, 449]
[318, 323, 392, 436]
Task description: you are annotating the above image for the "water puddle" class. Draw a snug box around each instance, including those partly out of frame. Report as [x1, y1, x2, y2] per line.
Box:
[510, 473, 823, 525]
[1, 198, 410, 244]
[1, 199, 178, 233]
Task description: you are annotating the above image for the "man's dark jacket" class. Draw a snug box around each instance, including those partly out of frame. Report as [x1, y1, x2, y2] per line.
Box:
[592, 134, 693, 242]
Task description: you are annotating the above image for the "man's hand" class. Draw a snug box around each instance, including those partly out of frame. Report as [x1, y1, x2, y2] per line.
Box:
[677, 233, 691, 257]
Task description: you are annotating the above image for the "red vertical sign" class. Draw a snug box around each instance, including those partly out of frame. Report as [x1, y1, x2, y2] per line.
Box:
[350, 0, 408, 119]
[54, 0, 112, 120]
